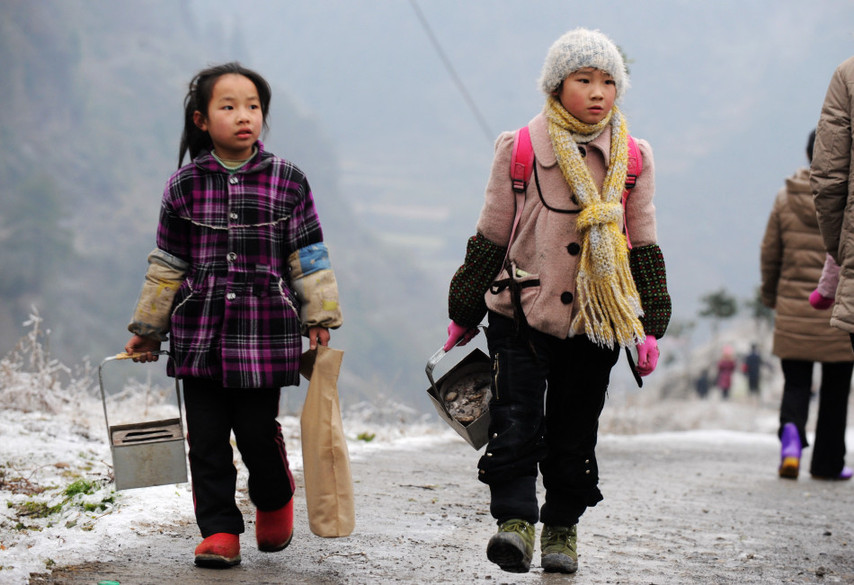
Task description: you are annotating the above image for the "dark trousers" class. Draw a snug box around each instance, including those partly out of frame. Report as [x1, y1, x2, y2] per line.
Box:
[479, 311, 620, 527]
[779, 359, 853, 477]
[183, 377, 295, 537]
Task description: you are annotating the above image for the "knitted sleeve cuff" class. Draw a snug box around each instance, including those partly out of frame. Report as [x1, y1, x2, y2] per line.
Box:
[448, 233, 507, 327]
[629, 244, 672, 339]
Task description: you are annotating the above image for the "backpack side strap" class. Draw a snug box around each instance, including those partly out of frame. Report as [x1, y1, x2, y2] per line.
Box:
[625, 135, 641, 190]
[510, 126, 535, 194]
[622, 135, 643, 249]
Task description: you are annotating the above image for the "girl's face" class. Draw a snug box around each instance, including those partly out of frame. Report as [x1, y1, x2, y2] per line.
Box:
[194, 73, 263, 160]
[555, 67, 616, 124]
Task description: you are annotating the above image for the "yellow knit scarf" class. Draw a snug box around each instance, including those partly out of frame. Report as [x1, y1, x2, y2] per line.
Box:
[545, 96, 645, 348]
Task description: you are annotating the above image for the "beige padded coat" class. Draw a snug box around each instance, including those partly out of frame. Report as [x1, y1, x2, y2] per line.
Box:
[761, 167, 853, 362]
[813, 55, 854, 336]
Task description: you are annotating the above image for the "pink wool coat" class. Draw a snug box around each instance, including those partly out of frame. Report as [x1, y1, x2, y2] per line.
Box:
[476, 112, 658, 340]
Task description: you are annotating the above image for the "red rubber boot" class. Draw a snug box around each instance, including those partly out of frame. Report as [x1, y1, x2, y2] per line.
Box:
[256, 498, 294, 552]
[194, 533, 241, 567]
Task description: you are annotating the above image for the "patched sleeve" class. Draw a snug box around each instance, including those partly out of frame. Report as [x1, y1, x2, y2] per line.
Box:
[288, 242, 343, 332]
[128, 248, 189, 340]
[629, 244, 671, 339]
[448, 233, 507, 327]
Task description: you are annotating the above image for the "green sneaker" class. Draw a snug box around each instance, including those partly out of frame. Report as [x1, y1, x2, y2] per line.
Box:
[486, 519, 535, 573]
[541, 524, 578, 573]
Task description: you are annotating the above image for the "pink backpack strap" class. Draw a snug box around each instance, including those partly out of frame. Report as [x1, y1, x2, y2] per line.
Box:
[502, 126, 534, 271]
[622, 135, 642, 249]
[510, 126, 534, 194]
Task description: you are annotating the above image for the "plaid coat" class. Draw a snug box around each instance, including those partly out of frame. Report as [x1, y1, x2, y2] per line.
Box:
[157, 144, 327, 388]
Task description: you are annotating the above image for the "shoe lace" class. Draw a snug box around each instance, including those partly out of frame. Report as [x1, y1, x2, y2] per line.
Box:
[545, 526, 577, 550]
[501, 519, 532, 536]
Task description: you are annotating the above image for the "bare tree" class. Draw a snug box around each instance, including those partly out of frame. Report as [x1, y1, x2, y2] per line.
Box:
[698, 288, 738, 344]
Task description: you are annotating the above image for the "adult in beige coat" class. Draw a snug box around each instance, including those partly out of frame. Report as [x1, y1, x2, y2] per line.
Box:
[761, 129, 853, 481]
[813, 56, 854, 336]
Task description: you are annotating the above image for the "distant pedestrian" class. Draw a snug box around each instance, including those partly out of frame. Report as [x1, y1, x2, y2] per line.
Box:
[124, 63, 343, 566]
[695, 369, 711, 399]
[715, 346, 737, 400]
[762, 128, 853, 481]
[443, 28, 671, 574]
[742, 343, 767, 397]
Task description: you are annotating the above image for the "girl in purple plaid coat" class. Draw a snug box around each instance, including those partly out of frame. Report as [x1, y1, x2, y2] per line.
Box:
[124, 63, 343, 568]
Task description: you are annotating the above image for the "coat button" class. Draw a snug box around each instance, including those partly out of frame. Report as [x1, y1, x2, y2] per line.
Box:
[227, 252, 237, 263]
[560, 291, 573, 304]
[226, 292, 236, 301]
[229, 212, 238, 220]
[566, 242, 581, 255]
[229, 176, 239, 185]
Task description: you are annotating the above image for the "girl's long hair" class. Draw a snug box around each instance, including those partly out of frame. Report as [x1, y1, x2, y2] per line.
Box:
[178, 62, 272, 167]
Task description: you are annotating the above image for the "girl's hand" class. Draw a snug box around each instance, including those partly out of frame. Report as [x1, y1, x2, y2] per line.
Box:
[635, 335, 659, 376]
[443, 321, 479, 351]
[125, 334, 162, 363]
[307, 326, 330, 350]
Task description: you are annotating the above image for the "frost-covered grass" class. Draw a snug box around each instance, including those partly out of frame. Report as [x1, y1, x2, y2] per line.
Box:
[0, 310, 129, 580]
[0, 310, 445, 584]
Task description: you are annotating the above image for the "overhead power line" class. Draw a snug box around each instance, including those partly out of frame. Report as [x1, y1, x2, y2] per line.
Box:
[408, 0, 495, 142]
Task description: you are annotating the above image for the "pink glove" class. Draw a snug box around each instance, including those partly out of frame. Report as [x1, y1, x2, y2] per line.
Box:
[809, 289, 834, 310]
[443, 321, 479, 351]
[635, 335, 659, 377]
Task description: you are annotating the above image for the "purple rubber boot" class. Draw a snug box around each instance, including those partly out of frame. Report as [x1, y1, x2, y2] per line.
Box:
[779, 423, 801, 479]
[811, 466, 853, 481]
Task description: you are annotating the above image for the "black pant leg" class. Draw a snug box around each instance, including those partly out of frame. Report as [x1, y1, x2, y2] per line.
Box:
[810, 361, 854, 476]
[232, 387, 295, 511]
[479, 312, 549, 525]
[539, 336, 619, 527]
[779, 359, 814, 448]
[183, 377, 244, 537]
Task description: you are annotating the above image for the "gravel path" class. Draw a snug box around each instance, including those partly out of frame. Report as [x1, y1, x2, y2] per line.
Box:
[29, 402, 854, 585]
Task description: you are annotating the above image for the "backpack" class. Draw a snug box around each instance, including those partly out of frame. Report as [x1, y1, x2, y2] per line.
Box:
[509, 126, 643, 247]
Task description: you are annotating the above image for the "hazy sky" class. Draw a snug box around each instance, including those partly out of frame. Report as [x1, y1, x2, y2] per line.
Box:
[190, 0, 854, 339]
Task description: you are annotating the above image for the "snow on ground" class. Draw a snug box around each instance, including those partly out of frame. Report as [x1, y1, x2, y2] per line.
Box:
[0, 381, 453, 585]
[0, 316, 845, 585]
[0, 380, 817, 585]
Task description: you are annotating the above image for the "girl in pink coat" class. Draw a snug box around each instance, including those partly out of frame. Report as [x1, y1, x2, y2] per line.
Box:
[443, 28, 671, 574]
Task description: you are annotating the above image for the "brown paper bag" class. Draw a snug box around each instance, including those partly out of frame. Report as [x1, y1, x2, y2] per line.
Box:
[299, 345, 354, 537]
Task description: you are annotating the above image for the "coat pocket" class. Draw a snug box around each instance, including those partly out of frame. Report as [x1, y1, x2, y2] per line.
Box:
[487, 262, 541, 321]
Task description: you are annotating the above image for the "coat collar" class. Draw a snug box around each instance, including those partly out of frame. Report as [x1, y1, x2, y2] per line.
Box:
[193, 141, 272, 174]
[529, 112, 613, 168]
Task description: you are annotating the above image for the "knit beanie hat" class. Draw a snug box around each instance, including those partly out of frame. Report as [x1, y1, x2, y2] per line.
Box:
[538, 28, 629, 100]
